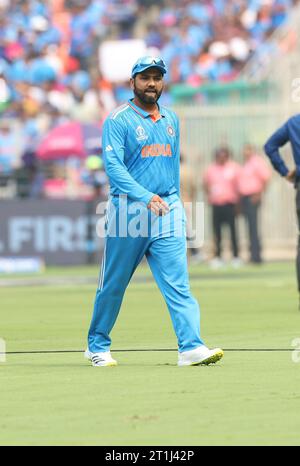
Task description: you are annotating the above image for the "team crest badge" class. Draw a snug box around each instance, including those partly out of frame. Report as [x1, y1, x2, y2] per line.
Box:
[136, 126, 148, 141]
[167, 125, 175, 137]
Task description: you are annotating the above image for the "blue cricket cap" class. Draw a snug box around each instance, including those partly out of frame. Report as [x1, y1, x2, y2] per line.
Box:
[131, 56, 167, 78]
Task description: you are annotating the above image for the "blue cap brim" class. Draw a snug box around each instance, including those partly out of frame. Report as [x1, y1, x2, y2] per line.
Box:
[132, 64, 167, 78]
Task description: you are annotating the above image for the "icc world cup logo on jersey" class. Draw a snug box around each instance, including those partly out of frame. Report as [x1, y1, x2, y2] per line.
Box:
[136, 126, 148, 141]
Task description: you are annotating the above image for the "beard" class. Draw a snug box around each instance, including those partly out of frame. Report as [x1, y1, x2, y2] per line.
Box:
[133, 84, 163, 105]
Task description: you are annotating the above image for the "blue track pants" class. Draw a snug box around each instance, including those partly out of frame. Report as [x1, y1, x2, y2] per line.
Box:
[87, 194, 204, 353]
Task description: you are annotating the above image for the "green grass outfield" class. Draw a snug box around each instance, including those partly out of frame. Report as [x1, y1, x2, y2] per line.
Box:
[1, 261, 300, 446]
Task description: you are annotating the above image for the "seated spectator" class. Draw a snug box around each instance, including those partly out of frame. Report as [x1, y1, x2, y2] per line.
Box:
[0, 120, 17, 175]
[80, 154, 108, 200]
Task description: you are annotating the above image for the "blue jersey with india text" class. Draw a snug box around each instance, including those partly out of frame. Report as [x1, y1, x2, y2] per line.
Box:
[102, 99, 180, 205]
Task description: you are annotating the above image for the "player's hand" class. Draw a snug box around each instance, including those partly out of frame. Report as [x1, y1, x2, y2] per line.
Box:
[147, 195, 170, 216]
[286, 169, 296, 183]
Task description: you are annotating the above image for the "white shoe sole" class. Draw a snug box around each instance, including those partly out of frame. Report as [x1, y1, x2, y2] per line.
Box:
[191, 349, 224, 366]
[178, 349, 224, 366]
[91, 360, 117, 367]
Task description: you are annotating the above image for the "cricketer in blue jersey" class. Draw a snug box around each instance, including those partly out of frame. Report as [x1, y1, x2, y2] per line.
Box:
[264, 114, 300, 305]
[85, 56, 224, 366]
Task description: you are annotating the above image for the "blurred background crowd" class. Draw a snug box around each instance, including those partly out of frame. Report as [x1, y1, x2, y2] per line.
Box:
[0, 0, 297, 201]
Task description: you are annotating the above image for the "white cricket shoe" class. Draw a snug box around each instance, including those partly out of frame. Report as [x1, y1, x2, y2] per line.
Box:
[178, 345, 224, 366]
[209, 257, 225, 270]
[231, 258, 244, 269]
[84, 349, 117, 367]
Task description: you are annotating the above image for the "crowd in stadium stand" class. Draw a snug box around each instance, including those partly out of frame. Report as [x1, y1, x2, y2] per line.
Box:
[0, 0, 298, 199]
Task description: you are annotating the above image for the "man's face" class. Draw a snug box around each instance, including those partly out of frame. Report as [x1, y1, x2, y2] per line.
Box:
[131, 68, 164, 105]
[216, 150, 229, 165]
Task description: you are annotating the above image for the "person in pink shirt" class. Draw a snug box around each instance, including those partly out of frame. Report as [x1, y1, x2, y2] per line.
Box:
[238, 144, 271, 264]
[203, 146, 242, 268]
